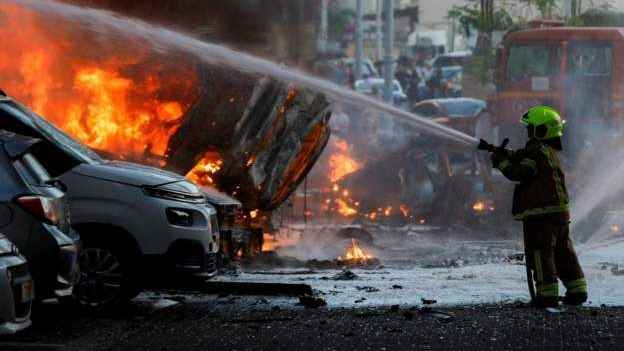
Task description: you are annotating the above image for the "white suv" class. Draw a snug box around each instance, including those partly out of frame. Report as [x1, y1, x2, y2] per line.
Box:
[0, 95, 220, 308]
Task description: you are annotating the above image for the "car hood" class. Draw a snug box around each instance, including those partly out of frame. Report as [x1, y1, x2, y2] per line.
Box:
[72, 160, 186, 187]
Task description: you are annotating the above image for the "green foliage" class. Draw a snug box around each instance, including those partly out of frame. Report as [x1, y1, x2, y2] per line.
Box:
[448, 4, 513, 35]
[448, 3, 513, 87]
[328, 6, 355, 42]
[568, 8, 624, 26]
[533, 0, 558, 18]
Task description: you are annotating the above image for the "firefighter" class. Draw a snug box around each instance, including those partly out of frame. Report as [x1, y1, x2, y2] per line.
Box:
[490, 106, 587, 308]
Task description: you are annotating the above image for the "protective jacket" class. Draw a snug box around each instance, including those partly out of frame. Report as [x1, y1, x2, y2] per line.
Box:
[494, 139, 569, 221]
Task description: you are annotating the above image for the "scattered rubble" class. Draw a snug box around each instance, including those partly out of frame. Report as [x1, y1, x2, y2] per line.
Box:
[420, 307, 454, 322]
[421, 298, 437, 305]
[598, 262, 624, 276]
[298, 295, 327, 308]
[329, 270, 359, 281]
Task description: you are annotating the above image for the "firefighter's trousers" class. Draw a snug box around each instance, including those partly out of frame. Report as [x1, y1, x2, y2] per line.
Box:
[523, 215, 587, 306]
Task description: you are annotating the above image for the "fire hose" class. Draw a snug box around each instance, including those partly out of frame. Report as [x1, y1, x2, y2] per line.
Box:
[478, 138, 536, 302]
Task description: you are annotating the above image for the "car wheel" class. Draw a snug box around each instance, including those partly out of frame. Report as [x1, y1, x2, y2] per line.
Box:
[73, 242, 140, 309]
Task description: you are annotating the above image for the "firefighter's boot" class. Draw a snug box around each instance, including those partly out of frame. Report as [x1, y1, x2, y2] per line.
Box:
[555, 226, 588, 306]
[562, 278, 588, 305]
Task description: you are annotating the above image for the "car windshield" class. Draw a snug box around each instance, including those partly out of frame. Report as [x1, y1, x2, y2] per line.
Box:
[507, 44, 561, 82]
[370, 81, 401, 93]
[568, 42, 612, 76]
[355, 80, 401, 94]
[442, 67, 462, 80]
[439, 100, 485, 117]
[3, 101, 102, 164]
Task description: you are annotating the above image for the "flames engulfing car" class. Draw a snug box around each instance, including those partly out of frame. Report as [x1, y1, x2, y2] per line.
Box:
[0, 129, 78, 301]
[0, 93, 219, 308]
[0, 234, 33, 335]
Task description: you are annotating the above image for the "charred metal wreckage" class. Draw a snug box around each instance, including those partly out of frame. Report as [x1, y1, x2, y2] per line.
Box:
[0, 63, 331, 327]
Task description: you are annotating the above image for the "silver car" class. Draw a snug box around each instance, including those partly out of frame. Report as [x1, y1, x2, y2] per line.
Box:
[0, 234, 33, 334]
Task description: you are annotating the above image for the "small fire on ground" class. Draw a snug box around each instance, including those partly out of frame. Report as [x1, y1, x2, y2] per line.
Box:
[337, 239, 379, 266]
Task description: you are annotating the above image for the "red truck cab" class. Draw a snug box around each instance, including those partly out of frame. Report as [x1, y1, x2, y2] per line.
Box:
[492, 27, 624, 156]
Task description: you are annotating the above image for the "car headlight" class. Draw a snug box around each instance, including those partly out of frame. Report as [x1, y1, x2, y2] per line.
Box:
[166, 208, 194, 227]
[144, 182, 206, 204]
[0, 237, 17, 256]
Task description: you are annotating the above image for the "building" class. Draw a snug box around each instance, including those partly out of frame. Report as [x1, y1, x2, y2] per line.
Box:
[340, 0, 419, 60]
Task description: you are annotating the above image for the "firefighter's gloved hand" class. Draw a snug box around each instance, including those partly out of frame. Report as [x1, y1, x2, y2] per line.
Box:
[490, 150, 507, 169]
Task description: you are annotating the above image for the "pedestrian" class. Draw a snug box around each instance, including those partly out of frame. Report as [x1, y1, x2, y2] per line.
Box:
[489, 106, 588, 308]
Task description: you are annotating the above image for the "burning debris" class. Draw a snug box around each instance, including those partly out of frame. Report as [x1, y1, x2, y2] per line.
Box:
[0, 3, 332, 221]
[336, 239, 380, 267]
[328, 138, 362, 183]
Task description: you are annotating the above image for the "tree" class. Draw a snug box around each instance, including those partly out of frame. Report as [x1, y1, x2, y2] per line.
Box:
[568, 8, 624, 26]
[448, 3, 514, 85]
[531, 0, 559, 19]
[327, 4, 355, 43]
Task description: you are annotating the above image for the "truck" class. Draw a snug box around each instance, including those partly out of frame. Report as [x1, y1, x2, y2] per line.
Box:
[489, 25, 624, 240]
[491, 26, 624, 156]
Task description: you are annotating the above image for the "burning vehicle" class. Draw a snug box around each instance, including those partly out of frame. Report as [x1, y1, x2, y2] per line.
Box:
[0, 234, 33, 335]
[0, 3, 332, 264]
[0, 127, 79, 302]
[0, 95, 221, 308]
[299, 97, 508, 230]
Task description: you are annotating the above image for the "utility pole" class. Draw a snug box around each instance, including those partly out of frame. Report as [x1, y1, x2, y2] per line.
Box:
[355, 0, 364, 81]
[382, 0, 394, 104]
[376, 0, 383, 62]
[318, 0, 328, 53]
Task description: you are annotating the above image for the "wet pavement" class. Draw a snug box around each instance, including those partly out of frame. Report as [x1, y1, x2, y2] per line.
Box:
[1, 294, 623, 351]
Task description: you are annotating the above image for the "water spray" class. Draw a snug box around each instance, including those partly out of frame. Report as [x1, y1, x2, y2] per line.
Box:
[10, 0, 478, 148]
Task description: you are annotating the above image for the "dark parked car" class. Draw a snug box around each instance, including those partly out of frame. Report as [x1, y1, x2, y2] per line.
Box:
[412, 98, 486, 136]
[431, 51, 472, 69]
[0, 129, 79, 301]
[0, 234, 33, 334]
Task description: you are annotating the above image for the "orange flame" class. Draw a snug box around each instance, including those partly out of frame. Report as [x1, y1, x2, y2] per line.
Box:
[0, 4, 197, 160]
[339, 239, 373, 261]
[328, 138, 362, 183]
[186, 153, 223, 185]
[336, 199, 358, 217]
[472, 201, 486, 212]
[399, 204, 410, 217]
[262, 233, 276, 252]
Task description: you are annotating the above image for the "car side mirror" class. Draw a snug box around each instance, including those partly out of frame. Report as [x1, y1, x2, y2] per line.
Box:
[47, 179, 68, 192]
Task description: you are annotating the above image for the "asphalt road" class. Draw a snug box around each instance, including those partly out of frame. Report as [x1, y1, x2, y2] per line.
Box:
[1, 293, 623, 351]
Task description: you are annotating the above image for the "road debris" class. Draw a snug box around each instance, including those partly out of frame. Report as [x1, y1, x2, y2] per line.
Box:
[298, 295, 327, 308]
[356, 286, 380, 293]
[330, 270, 359, 281]
[421, 298, 437, 305]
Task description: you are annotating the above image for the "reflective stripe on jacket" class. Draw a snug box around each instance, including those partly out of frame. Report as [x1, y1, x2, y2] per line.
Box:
[495, 139, 569, 221]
